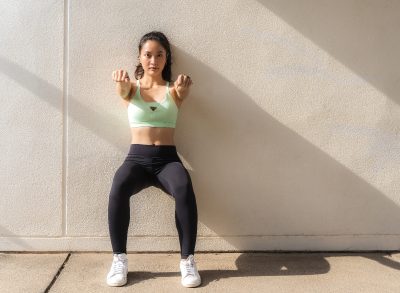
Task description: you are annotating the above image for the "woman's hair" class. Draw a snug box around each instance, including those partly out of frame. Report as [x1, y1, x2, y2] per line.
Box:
[134, 31, 173, 82]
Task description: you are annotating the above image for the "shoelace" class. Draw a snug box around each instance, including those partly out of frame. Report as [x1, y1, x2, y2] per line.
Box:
[111, 259, 126, 276]
[182, 258, 196, 276]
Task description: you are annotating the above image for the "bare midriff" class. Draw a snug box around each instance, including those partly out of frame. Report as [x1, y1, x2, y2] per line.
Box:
[130, 126, 176, 146]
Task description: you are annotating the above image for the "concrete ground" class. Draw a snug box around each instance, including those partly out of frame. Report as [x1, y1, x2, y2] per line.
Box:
[0, 252, 400, 292]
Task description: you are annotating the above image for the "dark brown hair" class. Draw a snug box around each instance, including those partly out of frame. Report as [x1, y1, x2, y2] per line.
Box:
[134, 31, 173, 82]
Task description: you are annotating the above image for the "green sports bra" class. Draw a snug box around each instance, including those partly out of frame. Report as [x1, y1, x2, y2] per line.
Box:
[127, 79, 178, 128]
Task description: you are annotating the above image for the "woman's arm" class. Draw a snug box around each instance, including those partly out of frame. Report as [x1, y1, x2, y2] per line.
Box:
[174, 74, 193, 100]
[112, 69, 132, 100]
[117, 81, 133, 100]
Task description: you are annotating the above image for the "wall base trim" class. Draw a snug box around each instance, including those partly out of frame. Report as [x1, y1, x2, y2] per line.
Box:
[1, 235, 399, 252]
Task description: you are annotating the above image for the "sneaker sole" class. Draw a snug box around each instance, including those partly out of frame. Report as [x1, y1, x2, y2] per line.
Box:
[107, 278, 127, 287]
[181, 279, 201, 288]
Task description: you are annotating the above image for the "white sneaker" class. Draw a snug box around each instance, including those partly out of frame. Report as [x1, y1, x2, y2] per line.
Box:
[106, 253, 128, 286]
[180, 254, 201, 287]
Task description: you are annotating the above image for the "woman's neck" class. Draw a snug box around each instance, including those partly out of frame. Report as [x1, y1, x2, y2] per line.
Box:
[140, 75, 166, 87]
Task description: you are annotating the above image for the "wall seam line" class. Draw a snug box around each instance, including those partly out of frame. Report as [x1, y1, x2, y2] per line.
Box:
[62, 0, 70, 237]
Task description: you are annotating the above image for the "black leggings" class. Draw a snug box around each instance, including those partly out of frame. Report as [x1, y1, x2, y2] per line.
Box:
[107, 144, 198, 258]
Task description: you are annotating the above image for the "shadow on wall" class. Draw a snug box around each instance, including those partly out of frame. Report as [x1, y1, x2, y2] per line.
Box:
[0, 56, 129, 149]
[172, 24, 400, 272]
[172, 47, 400, 247]
[256, 0, 400, 105]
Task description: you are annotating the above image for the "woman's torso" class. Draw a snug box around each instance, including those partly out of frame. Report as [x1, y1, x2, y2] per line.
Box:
[121, 80, 183, 146]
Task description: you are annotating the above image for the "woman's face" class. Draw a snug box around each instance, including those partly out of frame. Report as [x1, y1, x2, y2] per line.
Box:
[139, 40, 167, 77]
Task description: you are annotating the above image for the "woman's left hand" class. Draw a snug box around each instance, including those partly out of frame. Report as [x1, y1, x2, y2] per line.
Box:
[174, 74, 193, 99]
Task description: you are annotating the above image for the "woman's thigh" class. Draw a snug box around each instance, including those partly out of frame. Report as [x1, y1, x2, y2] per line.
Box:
[110, 160, 155, 197]
[154, 161, 194, 198]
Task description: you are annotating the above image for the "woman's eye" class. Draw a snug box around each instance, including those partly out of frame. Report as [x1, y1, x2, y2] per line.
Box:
[145, 54, 162, 57]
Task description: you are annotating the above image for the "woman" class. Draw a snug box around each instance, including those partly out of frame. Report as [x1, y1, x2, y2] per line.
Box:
[106, 31, 201, 288]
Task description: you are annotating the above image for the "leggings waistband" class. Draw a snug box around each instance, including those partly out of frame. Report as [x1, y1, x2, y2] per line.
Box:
[128, 144, 178, 157]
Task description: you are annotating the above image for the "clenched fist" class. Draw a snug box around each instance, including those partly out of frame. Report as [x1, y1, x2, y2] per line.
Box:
[174, 74, 193, 99]
[112, 69, 131, 98]
[112, 69, 130, 82]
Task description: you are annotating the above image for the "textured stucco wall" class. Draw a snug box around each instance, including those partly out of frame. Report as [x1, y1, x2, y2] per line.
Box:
[1, 0, 399, 252]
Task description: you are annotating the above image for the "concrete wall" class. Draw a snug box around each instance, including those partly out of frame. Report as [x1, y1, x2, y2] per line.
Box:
[1, 0, 399, 252]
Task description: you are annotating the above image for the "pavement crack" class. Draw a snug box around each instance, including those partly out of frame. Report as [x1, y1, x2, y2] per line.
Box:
[44, 252, 72, 293]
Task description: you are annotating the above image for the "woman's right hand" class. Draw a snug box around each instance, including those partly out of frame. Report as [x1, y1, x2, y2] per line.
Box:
[112, 69, 131, 96]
